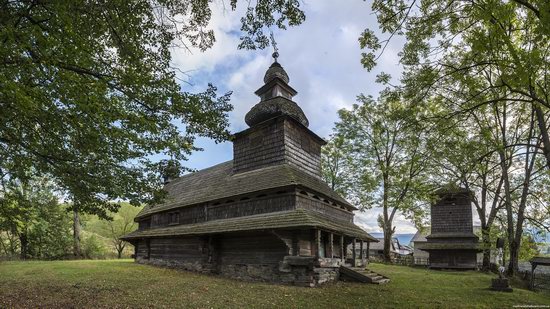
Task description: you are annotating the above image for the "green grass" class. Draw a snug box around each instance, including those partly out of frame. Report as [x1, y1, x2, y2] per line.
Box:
[0, 260, 548, 308]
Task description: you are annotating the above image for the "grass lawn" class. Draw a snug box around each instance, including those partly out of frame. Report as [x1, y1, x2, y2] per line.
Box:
[1, 259, 548, 308]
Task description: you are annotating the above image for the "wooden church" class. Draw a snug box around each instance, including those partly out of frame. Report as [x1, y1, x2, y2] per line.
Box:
[122, 54, 379, 286]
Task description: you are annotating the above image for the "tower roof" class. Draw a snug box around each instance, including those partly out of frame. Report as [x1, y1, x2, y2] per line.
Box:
[245, 56, 308, 127]
[264, 61, 289, 84]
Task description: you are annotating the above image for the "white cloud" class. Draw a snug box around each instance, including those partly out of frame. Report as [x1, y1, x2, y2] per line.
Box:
[176, 1, 409, 233]
[354, 209, 418, 234]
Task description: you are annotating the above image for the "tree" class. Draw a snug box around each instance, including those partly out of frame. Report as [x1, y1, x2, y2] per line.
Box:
[321, 135, 352, 196]
[361, 0, 550, 169]
[361, 0, 550, 275]
[335, 94, 430, 262]
[0, 0, 306, 217]
[430, 113, 505, 270]
[86, 203, 142, 259]
[0, 176, 72, 259]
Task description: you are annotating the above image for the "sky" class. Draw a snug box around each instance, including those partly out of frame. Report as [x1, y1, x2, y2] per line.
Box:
[170, 1, 418, 234]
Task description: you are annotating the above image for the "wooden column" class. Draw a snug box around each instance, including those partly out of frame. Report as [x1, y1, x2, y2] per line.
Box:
[315, 229, 321, 258]
[329, 233, 334, 258]
[367, 241, 370, 259]
[340, 235, 345, 262]
[292, 232, 299, 256]
[207, 235, 213, 263]
[360, 240, 364, 263]
[352, 238, 356, 267]
[531, 263, 537, 290]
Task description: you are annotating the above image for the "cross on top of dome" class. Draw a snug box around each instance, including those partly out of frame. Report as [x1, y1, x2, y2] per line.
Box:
[244, 53, 309, 128]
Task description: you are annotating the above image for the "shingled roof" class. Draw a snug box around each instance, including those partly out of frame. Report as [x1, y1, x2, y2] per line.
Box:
[123, 209, 377, 242]
[136, 161, 354, 219]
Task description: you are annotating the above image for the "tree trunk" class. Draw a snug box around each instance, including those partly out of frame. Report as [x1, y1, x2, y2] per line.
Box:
[534, 104, 550, 170]
[383, 227, 392, 263]
[481, 226, 491, 271]
[508, 109, 537, 276]
[508, 240, 519, 275]
[73, 209, 81, 258]
[116, 242, 125, 259]
[19, 232, 28, 260]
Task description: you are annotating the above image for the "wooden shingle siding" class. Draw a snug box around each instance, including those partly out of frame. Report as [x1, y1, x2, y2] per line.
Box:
[207, 193, 295, 221]
[233, 120, 286, 173]
[150, 205, 205, 228]
[431, 193, 473, 234]
[283, 120, 322, 178]
[135, 239, 150, 259]
[232, 117, 323, 178]
[219, 233, 289, 265]
[148, 237, 206, 261]
[295, 194, 353, 223]
[142, 189, 353, 230]
[138, 219, 151, 230]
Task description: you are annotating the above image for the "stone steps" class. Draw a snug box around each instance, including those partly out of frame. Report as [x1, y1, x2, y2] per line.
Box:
[339, 266, 390, 284]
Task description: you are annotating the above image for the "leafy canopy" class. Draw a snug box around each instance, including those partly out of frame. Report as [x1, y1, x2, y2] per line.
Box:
[0, 0, 305, 217]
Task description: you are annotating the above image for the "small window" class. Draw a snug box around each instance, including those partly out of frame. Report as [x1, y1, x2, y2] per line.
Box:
[169, 212, 179, 225]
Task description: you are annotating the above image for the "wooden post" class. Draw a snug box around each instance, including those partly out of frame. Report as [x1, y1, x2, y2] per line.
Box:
[315, 229, 321, 258]
[531, 263, 537, 290]
[329, 233, 334, 258]
[292, 232, 299, 256]
[340, 235, 345, 262]
[360, 240, 364, 264]
[207, 235, 214, 263]
[367, 241, 370, 259]
[352, 238, 356, 267]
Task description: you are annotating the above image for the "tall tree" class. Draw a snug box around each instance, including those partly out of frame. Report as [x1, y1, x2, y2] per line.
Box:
[431, 114, 505, 270]
[361, 0, 550, 170]
[0, 176, 71, 259]
[335, 94, 430, 262]
[321, 135, 352, 196]
[0, 0, 306, 217]
[362, 0, 550, 274]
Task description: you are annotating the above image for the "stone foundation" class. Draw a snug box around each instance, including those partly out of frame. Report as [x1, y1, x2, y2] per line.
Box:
[136, 257, 213, 273]
[136, 255, 342, 287]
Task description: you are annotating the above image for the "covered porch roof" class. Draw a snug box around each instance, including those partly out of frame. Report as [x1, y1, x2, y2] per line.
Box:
[121, 209, 377, 242]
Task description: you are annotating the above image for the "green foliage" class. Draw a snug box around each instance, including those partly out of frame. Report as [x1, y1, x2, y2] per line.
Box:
[320, 135, 353, 196]
[335, 95, 431, 223]
[238, 0, 306, 49]
[363, 0, 550, 274]
[0, 177, 72, 259]
[362, 0, 550, 165]
[83, 203, 142, 258]
[519, 234, 541, 261]
[0, 0, 305, 218]
[333, 94, 432, 260]
[80, 234, 108, 260]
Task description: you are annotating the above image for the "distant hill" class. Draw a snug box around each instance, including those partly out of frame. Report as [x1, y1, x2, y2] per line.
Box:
[369, 233, 416, 246]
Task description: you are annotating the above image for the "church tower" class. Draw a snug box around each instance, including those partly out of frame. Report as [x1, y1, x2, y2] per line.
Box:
[232, 54, 326, 178]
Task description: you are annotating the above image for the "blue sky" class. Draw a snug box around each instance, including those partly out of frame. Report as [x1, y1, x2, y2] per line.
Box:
[169, 1, 418, 234]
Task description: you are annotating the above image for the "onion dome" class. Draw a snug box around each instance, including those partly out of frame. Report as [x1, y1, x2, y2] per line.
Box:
[245, 54, 309, 127]
[264, 62, 289, 84]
